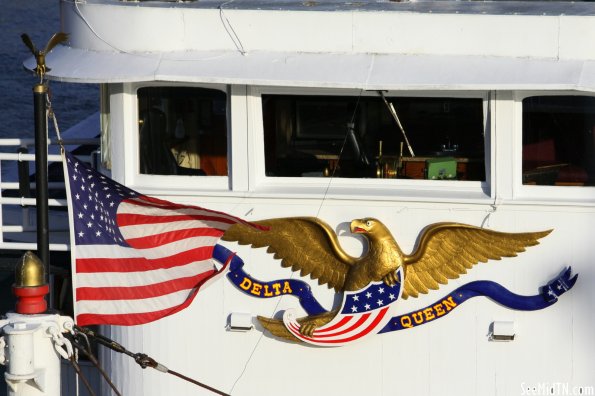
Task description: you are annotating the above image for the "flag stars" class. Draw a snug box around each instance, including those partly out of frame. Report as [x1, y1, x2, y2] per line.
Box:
[365, 292, 372, 299]
[75, 194, 80, 200]
[95, 230, 102, 237]
[378, 287, 385, 294]
[78, 231, 84, 238]
[87, 222, 92, 228]
[77, 212, 84, 219]
[351, 306, 358, 313]
[389, 293, 396, 301]
[364, 303, 371, 310]
[352, 295, 359, 302]
[377, 299, 384, 306]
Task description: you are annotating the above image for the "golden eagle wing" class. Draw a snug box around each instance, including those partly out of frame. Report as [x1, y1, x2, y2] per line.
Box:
[21, 34, 37, 55]
[44, 32, 68, 54]
[402, 223, 551, 299]
[221, 217, 355, 291]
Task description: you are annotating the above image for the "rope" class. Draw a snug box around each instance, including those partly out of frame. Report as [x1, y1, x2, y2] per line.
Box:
[74, 326, 230, 396]
[45, 88, 63, 144]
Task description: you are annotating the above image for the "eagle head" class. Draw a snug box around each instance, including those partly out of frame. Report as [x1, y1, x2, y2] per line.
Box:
[350, 218, 389, 239]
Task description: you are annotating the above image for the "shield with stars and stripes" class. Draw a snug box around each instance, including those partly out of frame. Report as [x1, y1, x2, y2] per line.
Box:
[282, 267, 403, 346]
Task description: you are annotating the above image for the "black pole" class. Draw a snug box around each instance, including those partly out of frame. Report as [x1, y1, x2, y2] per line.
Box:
[33, 83, 49, 283]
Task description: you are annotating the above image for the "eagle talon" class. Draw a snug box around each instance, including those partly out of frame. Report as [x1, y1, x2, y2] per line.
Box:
[383, 271, 400, 287]
[300, 323, 317, 337]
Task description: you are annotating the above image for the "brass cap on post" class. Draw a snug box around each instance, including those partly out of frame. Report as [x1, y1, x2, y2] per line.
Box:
[32, 83, 48, 94]
[14, 251, 46, 288]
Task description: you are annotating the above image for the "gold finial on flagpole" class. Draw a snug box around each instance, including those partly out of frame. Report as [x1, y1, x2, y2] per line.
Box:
[21, 32, 68, 81]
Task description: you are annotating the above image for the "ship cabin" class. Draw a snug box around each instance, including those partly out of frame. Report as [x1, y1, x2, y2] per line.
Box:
[18, 1, 595, 395]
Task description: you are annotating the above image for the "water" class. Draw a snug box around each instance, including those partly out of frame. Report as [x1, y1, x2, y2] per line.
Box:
[0, 0, 98, 140]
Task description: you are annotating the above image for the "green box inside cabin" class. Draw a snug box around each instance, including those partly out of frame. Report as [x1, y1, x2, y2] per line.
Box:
[426, 157, 457, 180]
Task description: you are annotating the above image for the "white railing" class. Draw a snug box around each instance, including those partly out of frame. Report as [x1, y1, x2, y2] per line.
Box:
[0, 138, 100, 252]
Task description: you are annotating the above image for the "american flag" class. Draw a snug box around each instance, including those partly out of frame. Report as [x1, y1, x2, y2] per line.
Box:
[63, 150, 261, 326]
[283, 268, 403, 346]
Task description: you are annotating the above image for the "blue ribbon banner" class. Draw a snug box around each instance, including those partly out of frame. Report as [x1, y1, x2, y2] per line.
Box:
[214, 244, 578, 335]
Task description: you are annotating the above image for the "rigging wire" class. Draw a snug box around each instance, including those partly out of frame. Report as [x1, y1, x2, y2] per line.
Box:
[481, 91, 499, 228]
[74, 326, 230, 396]
[315, 89, 364, 219]
[67, 354, 97, 396]
[66, 331, 123, 396]
[72, 1, 235, 62]
[219, 0, 247, 56]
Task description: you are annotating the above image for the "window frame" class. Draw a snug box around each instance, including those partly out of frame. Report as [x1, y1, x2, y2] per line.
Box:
[512, 91, 595, 203]
[126, 82, 235, 194]
[247, 87, 494, 203]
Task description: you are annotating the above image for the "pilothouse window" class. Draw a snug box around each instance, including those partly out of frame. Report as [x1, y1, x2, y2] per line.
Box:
[138, 87, 228, 176]
[262, 95, 485, 180]
[522, 96, 595, 186]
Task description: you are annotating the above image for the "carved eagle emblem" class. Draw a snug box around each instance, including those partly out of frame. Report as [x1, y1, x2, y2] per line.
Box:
[222, 217, 550, 340]
[21, 32, 68, 78]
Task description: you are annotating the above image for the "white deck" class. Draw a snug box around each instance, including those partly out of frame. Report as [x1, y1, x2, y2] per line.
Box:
[33, 0, 595, 91]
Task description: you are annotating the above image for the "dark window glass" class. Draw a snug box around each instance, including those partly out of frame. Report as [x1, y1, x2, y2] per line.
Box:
[522, 96, 595, 186]
[138, 87, 227, 176]
[262, 95, 485, 180]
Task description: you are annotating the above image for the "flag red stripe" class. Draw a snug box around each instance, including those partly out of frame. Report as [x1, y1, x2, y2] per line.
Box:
[128, 196, 269, 231]
[76, 271, 215, 301]
[132, 196, 246, 218]
[312, 316, 352, 335]
[76, 245, 214, 273]
[124, 227, 223, 249]
[117, 212, 235, 227]
[307, 307, 390, 344]
[311, 313, 371, 338]
[74, 256, 231, 327]
[75, 287, 199, 327]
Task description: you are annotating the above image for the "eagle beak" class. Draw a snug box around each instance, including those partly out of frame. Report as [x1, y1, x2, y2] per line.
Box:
[350, 220, 366, 234]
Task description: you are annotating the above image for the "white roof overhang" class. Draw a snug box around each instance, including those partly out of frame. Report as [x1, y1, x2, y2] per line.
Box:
[28, 45, 595, 92]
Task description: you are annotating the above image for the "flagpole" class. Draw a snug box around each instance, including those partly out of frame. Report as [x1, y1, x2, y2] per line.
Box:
[33, 82, 50, 286]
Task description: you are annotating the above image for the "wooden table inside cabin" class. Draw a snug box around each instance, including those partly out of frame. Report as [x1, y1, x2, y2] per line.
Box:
[400, 156, 482, 180]
[306, 150, 483, 180]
